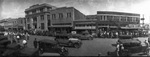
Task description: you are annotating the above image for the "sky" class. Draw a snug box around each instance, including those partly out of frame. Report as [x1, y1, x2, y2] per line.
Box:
[0, 0, 150, 23]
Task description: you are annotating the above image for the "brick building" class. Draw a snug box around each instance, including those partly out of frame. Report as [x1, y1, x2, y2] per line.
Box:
[49, 7, 85, 33]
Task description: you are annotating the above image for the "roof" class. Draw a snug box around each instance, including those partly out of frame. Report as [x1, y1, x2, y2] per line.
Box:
[25, 3, 56, 11]
[97, 11, 140, 16]
[38, 39, 57, 44]
[20, 48, 38, 55]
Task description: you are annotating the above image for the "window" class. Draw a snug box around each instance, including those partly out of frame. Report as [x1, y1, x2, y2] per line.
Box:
[47, 15, 50, 20]
[41, 23, 44, 29]
[33, 17, 37, 22]
[127, 17, 132, 22]
[48, 20, 51, 26]
[52, 14, 56, 19]
[40, 15, 44, 20]
[114, 16, 119, 21]
[20, 20, 23, 24]
[67, 13, 71, 18]
[121, 16, 126, 21]
[27, 18, 30, 22]
[33, 23, 37, 29]
[104, 16, 107, 21]
[40, 8, 44, 12]
[59, 13, 63, 18]
[27, 24, 30, 29]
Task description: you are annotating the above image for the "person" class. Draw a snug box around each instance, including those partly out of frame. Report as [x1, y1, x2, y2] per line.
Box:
[33, 38, 38, 48]
[23, 39, 27, 47]
[148, 37, 150, 44]
[25, 32, 30, 40]
[144, 40, 150, 54]
[116, 42, 120, 56]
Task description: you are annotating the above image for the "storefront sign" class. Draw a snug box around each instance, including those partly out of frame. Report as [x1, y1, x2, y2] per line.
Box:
[75, 26, 96, 29]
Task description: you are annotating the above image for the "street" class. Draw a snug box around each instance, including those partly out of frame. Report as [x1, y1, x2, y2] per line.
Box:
[26, 35, 149, 56]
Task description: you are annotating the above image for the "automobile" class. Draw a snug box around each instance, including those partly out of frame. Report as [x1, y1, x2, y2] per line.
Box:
[38, 39, 69, 56]
[17, 47, 39, 56]
[2, 43, 21, 56]
[70, 34, 93, 40]
[55, 34, 82, 48]
[117, 35, 141, 48]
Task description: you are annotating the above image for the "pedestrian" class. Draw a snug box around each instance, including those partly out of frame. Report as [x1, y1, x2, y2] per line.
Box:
[144, 40, 150, 54]
[25, 32, 30, 40]
[33, 38, 38, 48]
[23, 39, 27, 47]
[116, 42, 120, 56]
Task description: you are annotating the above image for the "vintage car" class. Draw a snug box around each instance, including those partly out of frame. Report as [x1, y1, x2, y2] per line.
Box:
[38, 39, 69, 56]
[55, 34, 82, 48]
[70, 34, 93, 40]
[117, 35, 141, 48]
[17, 47, 39, 56]
[2, 43, 21, 56]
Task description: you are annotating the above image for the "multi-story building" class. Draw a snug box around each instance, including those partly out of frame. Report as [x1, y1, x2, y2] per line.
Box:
[24, 3, 57, 31]
[25, 3, 85, 33]
[73, 11, 140, 35]
[0, 17, 25, 30]
[48, 7, 85, 33]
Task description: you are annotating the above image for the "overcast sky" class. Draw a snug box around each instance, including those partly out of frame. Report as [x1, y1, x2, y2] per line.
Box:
[0, 0, 150, 23]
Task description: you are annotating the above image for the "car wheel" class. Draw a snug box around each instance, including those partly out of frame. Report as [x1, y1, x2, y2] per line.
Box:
[61, 51, 69, 56]
[74, 44, 80, 48]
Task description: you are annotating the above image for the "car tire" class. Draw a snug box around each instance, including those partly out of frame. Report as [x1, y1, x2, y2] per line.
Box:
[74, 44, 80, 48]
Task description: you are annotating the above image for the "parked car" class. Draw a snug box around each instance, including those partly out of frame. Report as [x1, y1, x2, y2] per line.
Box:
[55, 34, 82, 48]
[17, 47, 39, 56]
[70, 34, 93, 40]
[38, 39, 68, 56]
[117, 35, 141, 48]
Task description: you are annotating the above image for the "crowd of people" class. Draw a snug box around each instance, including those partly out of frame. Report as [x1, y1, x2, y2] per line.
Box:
[3, 31, 30, 48]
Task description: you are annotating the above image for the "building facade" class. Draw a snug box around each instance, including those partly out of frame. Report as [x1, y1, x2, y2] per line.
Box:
[25, 4, 85, 33]
[25, 3, 57, 31]
[48, 7, 85, 33]
[73, 11, 140, 35]
[0, 17, 25, 30]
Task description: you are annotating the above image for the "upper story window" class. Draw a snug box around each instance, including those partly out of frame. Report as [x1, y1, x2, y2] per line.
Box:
[40, 15, 44, 20]
[27, 18, 30, 22]
[121, 16, 126, 22]
[127, 17, 132, 22]
[114, 16, 119, 21]
[20, 20, 23, 24]
[40, 8, 44, 12]
[136, 17, 139, 22]
[32, 10, 36, 14]
[67, 13, 71, 18]
[47, 7, 52, 11]
[107, 16, 112, 21]
[33, 17, 37, 22]
[52, 14, 56, 19]
[47, 15, 50, 20]
[59, 13, 63, 18]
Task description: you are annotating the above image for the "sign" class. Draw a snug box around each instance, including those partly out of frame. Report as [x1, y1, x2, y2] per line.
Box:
[75, 26, 96, 29]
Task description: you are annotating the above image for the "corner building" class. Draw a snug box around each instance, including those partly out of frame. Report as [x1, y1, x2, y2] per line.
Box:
[25, 3, 57, 31]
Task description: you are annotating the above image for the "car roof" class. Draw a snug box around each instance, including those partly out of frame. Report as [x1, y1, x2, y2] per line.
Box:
[38, 39, 57, 44]
[119, 35, 132, 39]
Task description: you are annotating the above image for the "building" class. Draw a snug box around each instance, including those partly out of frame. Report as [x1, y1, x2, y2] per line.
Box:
[24, 3, 57, 31]
[0, 17, 25, 30]
[73, 11, 140, 35]
[48, 7, 85, 33]
[25, 4, 86, 33]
